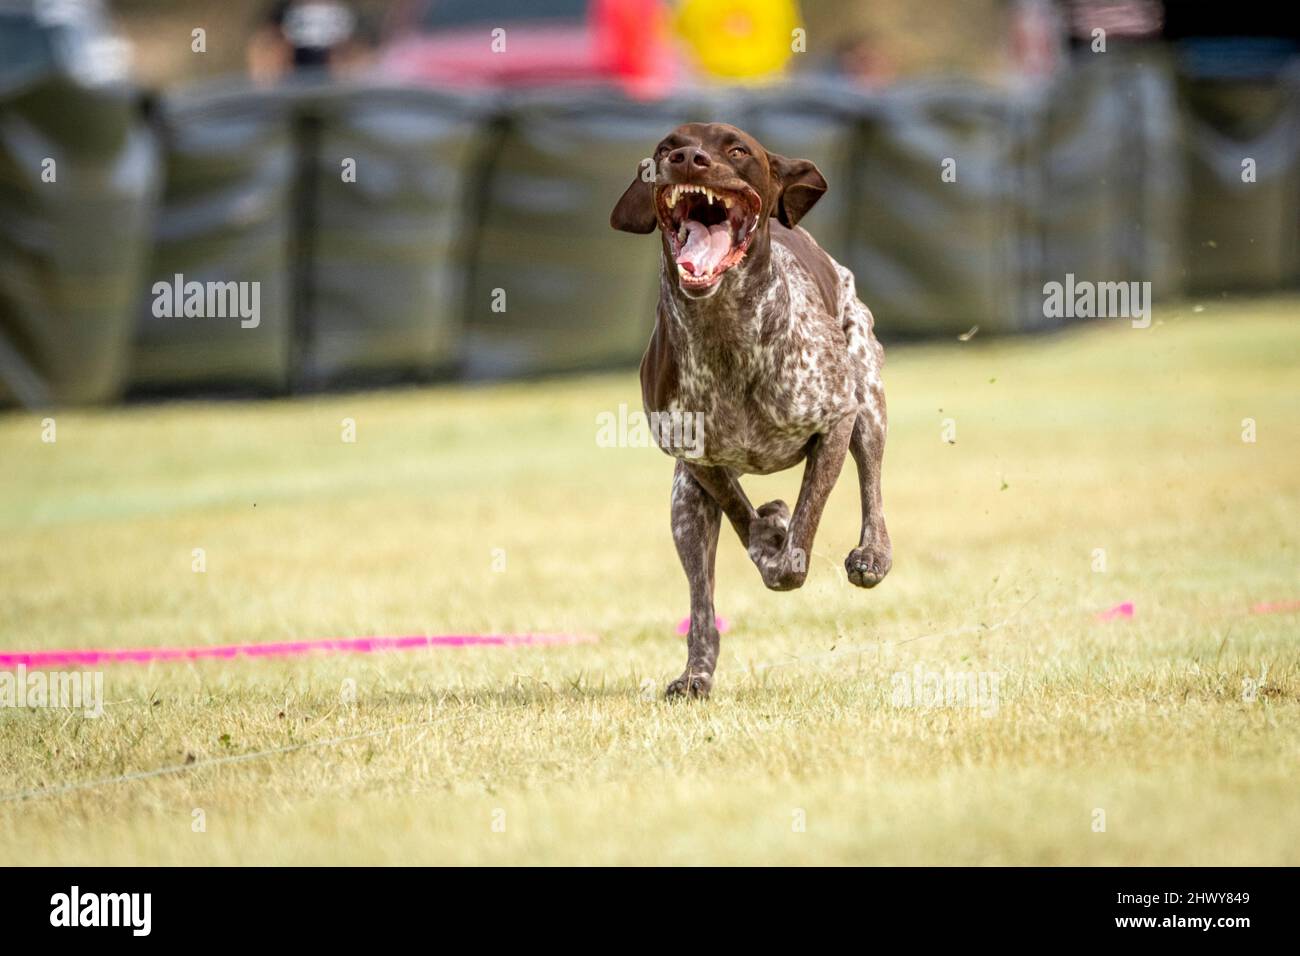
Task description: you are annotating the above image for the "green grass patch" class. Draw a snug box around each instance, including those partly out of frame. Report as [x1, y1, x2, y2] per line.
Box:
[1, 299, 1297, 864]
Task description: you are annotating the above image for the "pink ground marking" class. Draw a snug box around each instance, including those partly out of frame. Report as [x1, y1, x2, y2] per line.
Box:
[676, 616, 729, 636]
[1095, 602, 1134, 622]
[1251, 600, 1300, 615]
[0, 633, 597, 669]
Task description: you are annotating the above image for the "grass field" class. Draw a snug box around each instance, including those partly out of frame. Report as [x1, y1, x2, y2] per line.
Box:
[1, 299, 1298, 865]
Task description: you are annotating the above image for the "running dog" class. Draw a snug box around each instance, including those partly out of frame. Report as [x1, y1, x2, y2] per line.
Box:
[610, 122, 892, 699]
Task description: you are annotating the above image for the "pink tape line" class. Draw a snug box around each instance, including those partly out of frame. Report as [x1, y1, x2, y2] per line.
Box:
[0, 633, 597, 669]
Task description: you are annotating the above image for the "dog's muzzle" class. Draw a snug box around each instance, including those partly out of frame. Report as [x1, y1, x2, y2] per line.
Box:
[657, 183, 762, 293]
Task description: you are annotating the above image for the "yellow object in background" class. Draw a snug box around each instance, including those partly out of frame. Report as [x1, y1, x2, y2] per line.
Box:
[675, 0, 801, 80]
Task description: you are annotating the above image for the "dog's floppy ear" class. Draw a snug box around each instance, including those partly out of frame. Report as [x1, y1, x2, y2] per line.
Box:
[610, 162, 658, 234]
[767, 152, 828, 228]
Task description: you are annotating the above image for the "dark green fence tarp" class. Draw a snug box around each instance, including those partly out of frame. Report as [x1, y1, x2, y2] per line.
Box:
[0, 8, 155, 407]
[843, 54, 1185, 338]
[130, 84, 296, 393]
[5, 43, 1298, 407]
[297, 85, 487, 387]
[844, 84, 1041, 336]
[1179, 74, 1300, 292]
[1032, 53, 1187, 309]
[1118, 54, 1186, 298]
[1038, 61, 1131, 301]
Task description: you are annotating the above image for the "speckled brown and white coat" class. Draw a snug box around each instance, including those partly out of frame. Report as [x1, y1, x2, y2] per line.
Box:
[611, 123, 891, 698]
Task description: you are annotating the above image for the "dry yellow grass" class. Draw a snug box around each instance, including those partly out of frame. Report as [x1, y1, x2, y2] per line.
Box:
[1, 299, 1297, 864]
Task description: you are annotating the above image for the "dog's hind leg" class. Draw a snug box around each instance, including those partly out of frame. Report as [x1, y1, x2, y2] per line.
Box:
[749, 414, 855, 591]
[666, 460, 722, 699]
[845, 399, 892, 588]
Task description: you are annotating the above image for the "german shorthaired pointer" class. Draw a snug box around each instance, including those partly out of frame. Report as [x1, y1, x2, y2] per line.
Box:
[610, 122, 892, 699]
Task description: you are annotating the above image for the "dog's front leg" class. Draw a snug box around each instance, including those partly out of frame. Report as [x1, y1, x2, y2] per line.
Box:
[845, 403, 892, 588]
[749, 414, 855, 591]
[684, 462, 758, 547]
[665, 460, 722, 699]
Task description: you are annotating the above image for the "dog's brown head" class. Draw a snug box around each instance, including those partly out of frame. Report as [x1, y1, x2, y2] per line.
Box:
[609, 122, 827, 297]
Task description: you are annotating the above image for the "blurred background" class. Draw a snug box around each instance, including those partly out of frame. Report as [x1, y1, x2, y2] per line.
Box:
[0, 0, 1296, 406]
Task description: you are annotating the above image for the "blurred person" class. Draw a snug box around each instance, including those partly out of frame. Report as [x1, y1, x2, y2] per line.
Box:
[1009, 0, 1065, 81]
[833, 30, 898, 89]
[247, 0, 375, 83]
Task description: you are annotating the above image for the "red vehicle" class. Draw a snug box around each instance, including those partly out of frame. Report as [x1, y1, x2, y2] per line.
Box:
[379, 0, 678, 96]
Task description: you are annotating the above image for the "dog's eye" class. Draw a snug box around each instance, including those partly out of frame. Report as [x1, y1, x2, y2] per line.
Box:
[728, 146, 748, 159]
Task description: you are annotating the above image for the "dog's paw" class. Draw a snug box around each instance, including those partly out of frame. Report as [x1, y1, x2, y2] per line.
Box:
[747, 501, 807, 590]
[756, 552, 809, 591]
[664, 672, 712, 700]
[747, 500, 790, 561]
[845, 538, 891, 588]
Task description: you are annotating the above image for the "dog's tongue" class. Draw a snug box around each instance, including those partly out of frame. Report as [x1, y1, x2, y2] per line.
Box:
[676, 221, 732, 276]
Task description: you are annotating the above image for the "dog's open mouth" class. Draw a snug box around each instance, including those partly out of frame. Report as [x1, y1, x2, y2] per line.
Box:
[658, 183, 762, 290]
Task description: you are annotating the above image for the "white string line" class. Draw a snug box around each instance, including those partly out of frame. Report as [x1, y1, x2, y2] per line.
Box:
[739, 594, 1046, 675]
[735, 546, 1049, 674]
[741, 618, 1005, 675]
[742, 587, 1252, 676]
[0, 711, 474, 804]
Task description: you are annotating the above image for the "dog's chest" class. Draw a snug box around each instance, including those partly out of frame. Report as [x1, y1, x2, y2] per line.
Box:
[662, 272, 860, 474]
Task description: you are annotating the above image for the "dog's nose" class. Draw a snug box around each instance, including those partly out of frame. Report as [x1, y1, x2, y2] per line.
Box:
[668, 147, 712, 169]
